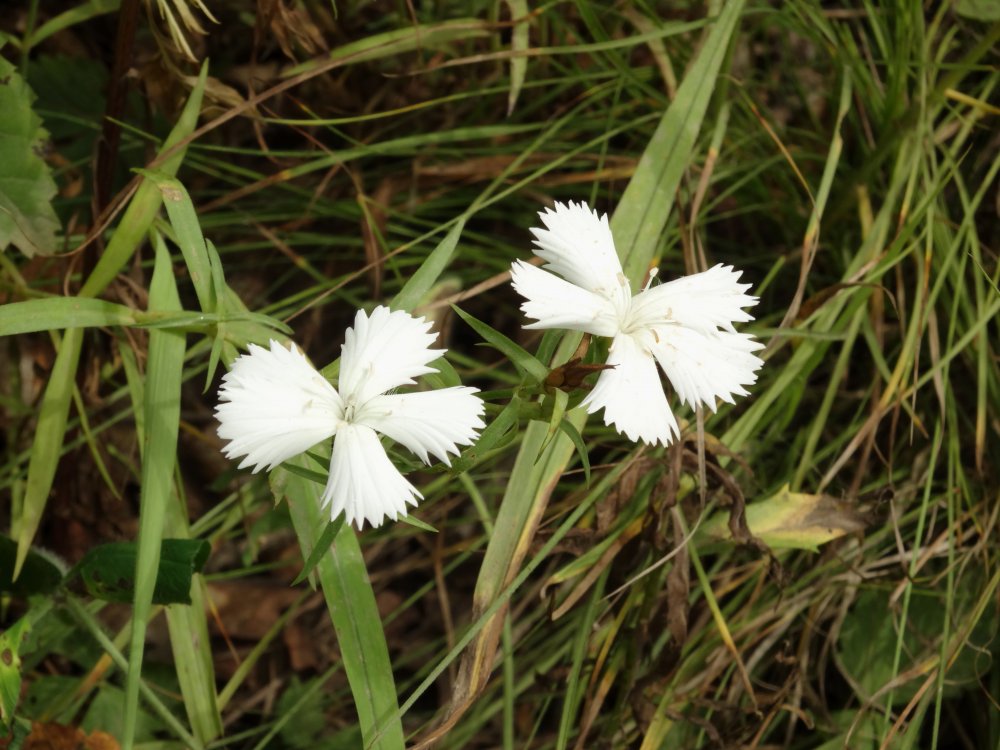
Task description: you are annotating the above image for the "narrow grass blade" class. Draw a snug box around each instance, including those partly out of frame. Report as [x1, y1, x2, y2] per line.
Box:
[164, 499, 223, 743]
[122, 236, 187, 750]
[284, 20, 493, 77]
[391, 218, 466, 312]
[452, 305, 548, 382]
[0, 298, 136, 335]
[614, 0, 746, 280]
[505, 0, 529, 115]
[146, 173, 217, 313]
[291, 516, 346, 587]
[12, 65, 207, 577]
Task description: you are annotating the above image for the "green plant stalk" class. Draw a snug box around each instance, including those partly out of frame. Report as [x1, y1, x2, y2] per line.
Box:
[122, 237, 187, 750]
[12, 64, 207, 577]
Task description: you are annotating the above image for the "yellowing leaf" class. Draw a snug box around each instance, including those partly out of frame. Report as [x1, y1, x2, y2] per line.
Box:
[700, 484, 866, 552]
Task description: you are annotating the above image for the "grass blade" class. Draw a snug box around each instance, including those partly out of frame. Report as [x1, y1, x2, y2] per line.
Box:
[122, 235, 188, 750]
[12, 65, 207, 577]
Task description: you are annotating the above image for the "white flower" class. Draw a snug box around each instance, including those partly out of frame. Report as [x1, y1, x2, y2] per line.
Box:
[511, 201, 764, 446]
[216, 306, 486, 528]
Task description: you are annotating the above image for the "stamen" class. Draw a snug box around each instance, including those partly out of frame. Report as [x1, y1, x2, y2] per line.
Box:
[643, 267, 659, 292]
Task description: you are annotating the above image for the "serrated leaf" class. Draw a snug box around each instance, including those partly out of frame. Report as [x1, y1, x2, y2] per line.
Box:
[0, 57, 61, 257]
[0, 616, 32, 726]
[76, 539, 210, 605]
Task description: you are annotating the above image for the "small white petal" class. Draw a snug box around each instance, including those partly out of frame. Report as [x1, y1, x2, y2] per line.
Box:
[628, 263, 758, 335]
[650, 327, 764, 412]
[356, 387, 485, 466]
[321, 423, 421, 529]
[529, 201, 631, 310]
[582, 333, 679, 446]
[216, 340, 343, 472]
[339, 306, 442, 405]
[510, 260, 620, 337]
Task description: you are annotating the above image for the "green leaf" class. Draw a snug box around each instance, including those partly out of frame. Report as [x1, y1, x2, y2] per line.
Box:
[281, 464, 406, 749]
[449, 396, 521, 473]
[452, 305, 548, 382]
[391, 218, 466, 312]
[0, 297, 138, 335]
[144, 173, 217, 313]
[614, 0, 746, 282]
[956, 0, 1000, 21]
[122, 235, 188, 750]
[0, 56, 61, 257]
[0, 535, 64, 596]
[291, 517, 346, 587]
[76, 539, 209, 605]
[0, 616, 31, 726]
[556, 418, 591, 486]
[505, 0, 529, 115]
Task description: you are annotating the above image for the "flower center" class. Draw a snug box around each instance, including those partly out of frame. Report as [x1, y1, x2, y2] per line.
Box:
[342, 396, 358, 423]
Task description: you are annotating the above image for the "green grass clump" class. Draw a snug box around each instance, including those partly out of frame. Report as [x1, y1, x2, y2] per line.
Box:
[1, 2, 997, 749]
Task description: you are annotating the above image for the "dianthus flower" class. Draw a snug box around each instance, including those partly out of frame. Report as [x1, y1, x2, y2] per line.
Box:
[216, 306, 485, 528]
[511, 201, 763, 445]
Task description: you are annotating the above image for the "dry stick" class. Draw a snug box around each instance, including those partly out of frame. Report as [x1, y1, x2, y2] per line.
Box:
[94, 0, 142, 220]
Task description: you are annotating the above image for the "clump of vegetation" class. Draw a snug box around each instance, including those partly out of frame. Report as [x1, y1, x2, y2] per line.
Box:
[1, 2, 997, 748]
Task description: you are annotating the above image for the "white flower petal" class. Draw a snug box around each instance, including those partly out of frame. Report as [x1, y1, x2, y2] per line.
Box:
[510, 260, 620, 337]
[339, 306, 442, 405]
[321, 423, 421, 529]
[216, 340, 343, 472]
[628, 263, 758, 335]
[650, 327, 764, 412]
[356, 387, 485, 466]
[530, 201, 630, 310]
[582, 333, 679, 446]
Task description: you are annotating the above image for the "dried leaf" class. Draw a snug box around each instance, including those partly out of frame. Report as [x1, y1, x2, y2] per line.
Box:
[699, 484, 866, 552]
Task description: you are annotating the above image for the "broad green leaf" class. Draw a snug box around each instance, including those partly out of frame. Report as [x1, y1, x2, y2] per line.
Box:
[76, 539, 209, 605]
[0, 535, 64, 596]
[0, 57, 60, 257]
[698, 484, 866, 552]
[280, 466, 406, 750]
